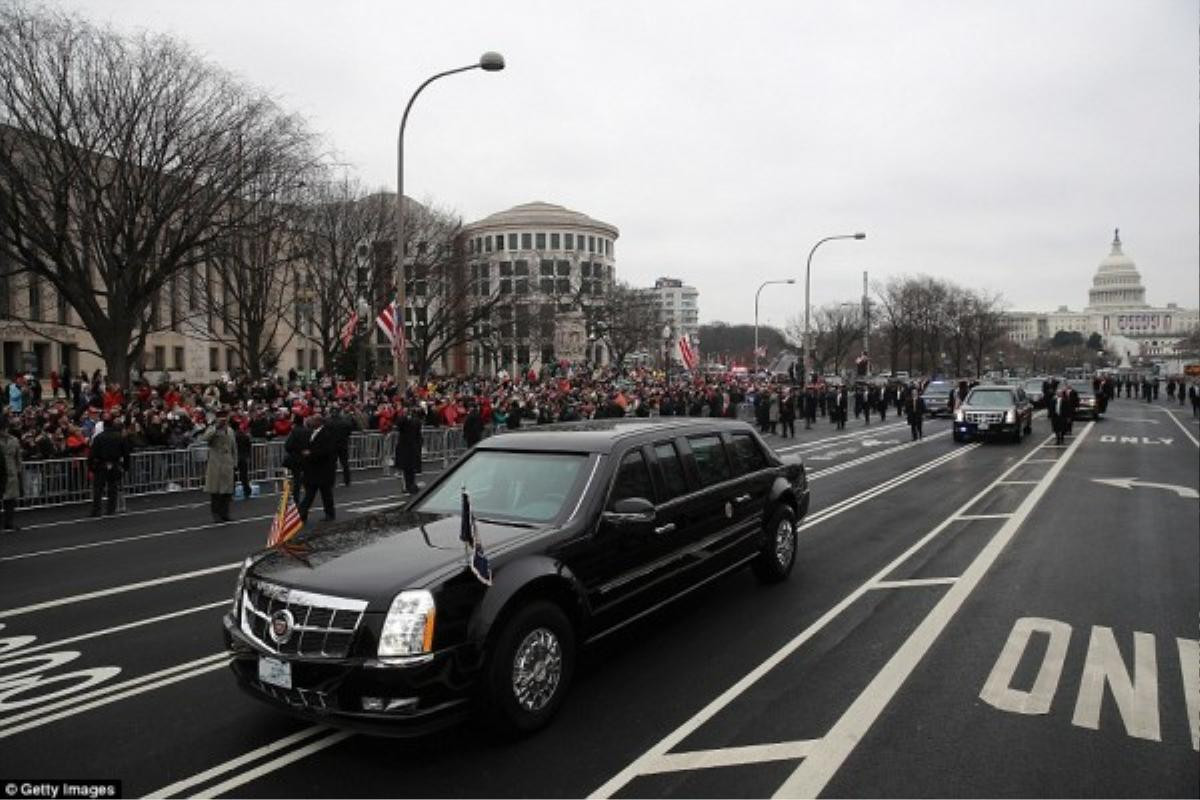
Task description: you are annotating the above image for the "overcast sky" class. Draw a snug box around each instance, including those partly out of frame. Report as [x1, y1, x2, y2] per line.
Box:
[60, 0, 1199, 331]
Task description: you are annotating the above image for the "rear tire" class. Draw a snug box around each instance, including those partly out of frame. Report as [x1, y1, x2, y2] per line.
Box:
[753, 505, 797, 584]
[483, 601, 575, 736]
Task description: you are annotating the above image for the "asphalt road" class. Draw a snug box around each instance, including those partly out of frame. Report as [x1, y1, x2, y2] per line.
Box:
[1, 398, 1196, 799]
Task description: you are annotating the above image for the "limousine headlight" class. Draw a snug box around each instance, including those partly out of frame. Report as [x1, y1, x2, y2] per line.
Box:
[379, 590, 436, 658]
[1005, 409, 1016, 424]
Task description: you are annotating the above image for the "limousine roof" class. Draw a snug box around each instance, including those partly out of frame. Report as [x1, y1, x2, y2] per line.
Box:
[475, 418, 755, 455]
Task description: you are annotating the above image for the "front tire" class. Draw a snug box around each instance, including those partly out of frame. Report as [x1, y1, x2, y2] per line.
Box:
[753, 505, 797, 584]
[484, 601, 575, 736]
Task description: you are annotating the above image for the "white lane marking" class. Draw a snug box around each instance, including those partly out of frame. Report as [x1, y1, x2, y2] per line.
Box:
[1024, 459, 1059, 463]
[979, 617, 1072, 715]
[1159, 409, 1200, 448]
[1071, 626, 1160, 741]
[1177, 637, 1199, 751]
[0, 564, 239, 619]
[1, 493, 406, 562]
[807, 438, 932, 480]
[870, 578, 958, 590]
[192, 729, 354, 798]
[143, 725, 331, 799]
[589, 439, 1004, 799]
[642, 740, 818, 775]
[799, 446, 979, 530]
[0, 653, 227, 733]
[773, 421, 912, 453]
[773, 426, 1091, 798]
[351, 501, 400, 514]
[17, 475, 400, 532]
[997, 480, 1039, 485]
[0, 601, 228, 662]
[1091, 478, 1199, 499]
[955, 514, 1012, 520]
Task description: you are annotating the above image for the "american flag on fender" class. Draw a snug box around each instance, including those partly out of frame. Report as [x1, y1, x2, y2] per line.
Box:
[267, 481, 304, 548]
[339, 312, 359, 350]
[459, 488, 492, 586]
[677, 335, 699, 371]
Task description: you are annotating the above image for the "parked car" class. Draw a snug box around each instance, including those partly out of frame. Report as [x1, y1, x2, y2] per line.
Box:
[952, 385, 1033, 443]
[224, 419, 810, 737]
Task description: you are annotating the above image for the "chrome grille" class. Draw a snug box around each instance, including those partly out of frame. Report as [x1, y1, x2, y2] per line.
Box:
[965, 411, 1005, 425]
[240, 579, 367, 659]
[252, 680, 332, 710]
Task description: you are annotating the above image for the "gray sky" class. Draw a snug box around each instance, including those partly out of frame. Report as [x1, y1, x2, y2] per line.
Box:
[61, 0, 1200, 332]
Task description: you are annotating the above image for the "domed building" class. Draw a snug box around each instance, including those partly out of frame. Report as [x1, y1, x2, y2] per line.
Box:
[1002, 230, 1199, 368]
[459, 201, 618, 375]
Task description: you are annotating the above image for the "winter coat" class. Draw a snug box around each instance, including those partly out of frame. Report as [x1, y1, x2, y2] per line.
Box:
[204, 426, 237, 495]
[0, 433, 21, 499]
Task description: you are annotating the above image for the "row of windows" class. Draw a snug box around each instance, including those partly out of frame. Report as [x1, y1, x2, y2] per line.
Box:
[467, 231, 614, 258]
[609, 433, 769, 508]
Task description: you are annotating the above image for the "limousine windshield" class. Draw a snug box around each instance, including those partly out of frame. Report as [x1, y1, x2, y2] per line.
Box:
[416, 450, 589, 522]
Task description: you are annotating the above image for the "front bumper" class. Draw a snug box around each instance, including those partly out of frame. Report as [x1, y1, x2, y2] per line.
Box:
[953, 420, 1019, 439]
[223, 613, 476, 737]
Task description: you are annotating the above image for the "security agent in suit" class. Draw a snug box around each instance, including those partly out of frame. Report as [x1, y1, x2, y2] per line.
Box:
[297, 414, 336, 522]
[328, 406, 354, 487]
[904, 387, 927, 440]
[394, 405, 425, 494]
[89, 419, 131, 516]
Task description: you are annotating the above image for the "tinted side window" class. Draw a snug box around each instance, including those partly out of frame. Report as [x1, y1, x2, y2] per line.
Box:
[608, 450, 654, 508]
[688, 435, 731, 487]
[654, 442, 688, 500]
[729, 433, 768, 475]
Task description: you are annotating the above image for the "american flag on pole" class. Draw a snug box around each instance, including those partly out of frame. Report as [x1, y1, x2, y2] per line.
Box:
[339, 312, 359, 350]
[677, 335, 699, 371]
[374, 301, 408, 364]
[267, 481, 304, 548]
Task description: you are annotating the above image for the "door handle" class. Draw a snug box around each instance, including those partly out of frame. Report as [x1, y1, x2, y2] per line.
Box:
[734, 494, 751, 504]
[654, 523, 676, 535]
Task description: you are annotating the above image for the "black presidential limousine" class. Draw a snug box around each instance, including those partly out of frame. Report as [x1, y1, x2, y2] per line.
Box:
[223, 418, 809, 736]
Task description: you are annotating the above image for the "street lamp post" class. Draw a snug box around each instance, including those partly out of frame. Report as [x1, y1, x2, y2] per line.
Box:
[395, 52, 505, 385]
[356, 296, 370, 405]
[755, 278, 795, 373]
[662, 324, 672, 375]
[803, 232, 866, 383]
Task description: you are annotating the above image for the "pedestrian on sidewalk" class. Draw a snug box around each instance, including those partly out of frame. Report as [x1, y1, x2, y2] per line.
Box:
[88, 419, 130, 517]
[0, 417, 22, 531]
[204, 410, 237, 522]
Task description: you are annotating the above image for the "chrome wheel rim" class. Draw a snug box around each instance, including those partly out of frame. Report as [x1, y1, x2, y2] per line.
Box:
[775, 518, 795, 567]
[511, 627, 562, 713]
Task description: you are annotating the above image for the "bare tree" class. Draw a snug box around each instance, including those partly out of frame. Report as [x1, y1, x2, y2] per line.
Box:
[0, 4, 315, 385]
[590, 281, 659, 368]
[788, 303, 862, 375]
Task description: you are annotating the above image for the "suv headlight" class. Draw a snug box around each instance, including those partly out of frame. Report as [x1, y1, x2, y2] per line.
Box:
[954, 409, 964, 423]
[1005, 409, 1016, 423]
[232, 556, 252, 615]
[378, 590, 436, 658]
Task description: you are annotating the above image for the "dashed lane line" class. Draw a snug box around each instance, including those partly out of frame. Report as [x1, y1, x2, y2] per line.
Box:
[1159, 407, 1200, 447]
[188, 729, 355, 799]
[142, 725, 331, 799]
[773, 425, 1093, 798]
[0, 563, 239, 619]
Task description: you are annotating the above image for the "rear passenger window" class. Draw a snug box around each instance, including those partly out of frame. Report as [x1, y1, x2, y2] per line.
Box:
[654, 442, 688, 499]
[688, 435, 731, 487]
[608, 450, 654, 508]
[729, 433, 768, 474]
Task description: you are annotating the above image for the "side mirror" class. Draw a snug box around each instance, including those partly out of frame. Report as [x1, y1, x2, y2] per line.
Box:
[601, 497, 655, 527]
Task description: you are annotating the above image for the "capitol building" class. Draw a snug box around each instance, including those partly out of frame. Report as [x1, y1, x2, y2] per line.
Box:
[1002, 230, 1199, 367]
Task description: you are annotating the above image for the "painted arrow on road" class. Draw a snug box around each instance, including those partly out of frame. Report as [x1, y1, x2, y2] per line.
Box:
[1091, 477, 1199, 499]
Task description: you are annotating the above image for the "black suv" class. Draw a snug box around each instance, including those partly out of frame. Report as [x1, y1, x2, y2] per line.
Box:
[223, 419, 809, 736]
[952, 385, 1034, 443]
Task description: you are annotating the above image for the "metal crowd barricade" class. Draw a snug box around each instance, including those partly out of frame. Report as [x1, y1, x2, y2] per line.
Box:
[14, 426, 478, 513]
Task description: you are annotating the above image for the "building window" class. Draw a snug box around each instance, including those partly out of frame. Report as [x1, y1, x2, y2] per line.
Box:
[516, 306, 529, 337]
[499, 261, 512, 277]
[500, 279, 512, 295]
[226, 348, 238, 371]
[556, 260, 570, 276]
[57, 289, 69, 325]
[507, 233, 517, 250]
[515, 260, 528, 277]
[581, 262, 591, 278]
[540, 260, 554, 277]
[565, 233, 574, 251]
[515, 278, 529, 296]
[541, 344, 554, 365]
[209, 348, 219, 371]
[495, 235, 504, 251]
[606, 239, 612, 256]
[588, 236, 595, 253]
[540, 278, 555, 294]
[535, 232, 546, 250]
[28, 275, 42, 322]
[550, 233, 560, 250]
[311, 348, 318, 371]
[153, 346, 165, 370]
[521, 233, 532, 250]
[484, 237, 492, 253]
[296, 349, 305, 371]
[173, 346, 185, 370]
[556, 278, 570, 294]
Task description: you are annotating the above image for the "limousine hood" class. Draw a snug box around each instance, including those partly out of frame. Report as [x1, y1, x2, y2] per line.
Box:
[249, 508, 542, 604]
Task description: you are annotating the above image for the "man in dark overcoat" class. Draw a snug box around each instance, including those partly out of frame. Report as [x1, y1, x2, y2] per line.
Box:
[904, 387, 927, 441]
[297, 413, 336, 522]
[394, 405, 425, 494]
[89, 419, 130, 517]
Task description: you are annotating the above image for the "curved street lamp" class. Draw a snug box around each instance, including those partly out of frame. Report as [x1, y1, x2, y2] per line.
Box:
[395, 52, 505, 384]
[755, 279, 795, 372]
[803, 232, 865, 382]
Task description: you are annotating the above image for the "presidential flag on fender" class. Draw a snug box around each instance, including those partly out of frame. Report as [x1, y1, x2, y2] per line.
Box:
[459, 488, 493, 586]
[267, 481, 304, 548]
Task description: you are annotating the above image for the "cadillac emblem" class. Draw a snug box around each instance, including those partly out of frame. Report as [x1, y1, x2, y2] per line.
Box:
[269, 609, 295, 645]
[724, 501, 733, 519]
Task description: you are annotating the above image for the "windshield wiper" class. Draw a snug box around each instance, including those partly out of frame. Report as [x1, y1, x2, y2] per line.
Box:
[476, 516, 537, 528]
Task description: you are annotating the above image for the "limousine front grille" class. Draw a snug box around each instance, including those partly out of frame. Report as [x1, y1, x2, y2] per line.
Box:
[252, 680, 332, 710]
[240, 579, 367, 659]
[965, 410, 1006, 425]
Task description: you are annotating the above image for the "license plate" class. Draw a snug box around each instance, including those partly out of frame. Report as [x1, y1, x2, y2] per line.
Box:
[258, 656, 292, 689]
[978, 422, 989, 431]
